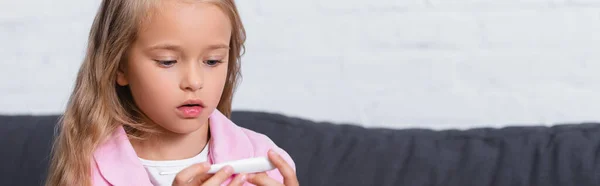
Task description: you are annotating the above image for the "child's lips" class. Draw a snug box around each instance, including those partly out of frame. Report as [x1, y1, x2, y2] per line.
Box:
[177, 105, 203, 118]
[176, 99, 205, 118]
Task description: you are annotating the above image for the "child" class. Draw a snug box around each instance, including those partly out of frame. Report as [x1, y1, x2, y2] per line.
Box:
[45, 0, 298, 185]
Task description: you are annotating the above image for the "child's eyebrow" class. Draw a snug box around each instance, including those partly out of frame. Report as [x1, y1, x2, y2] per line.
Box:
[206, 44, 230, 50]
[146, 43, 230, 51]
[147, 43, 183, 52]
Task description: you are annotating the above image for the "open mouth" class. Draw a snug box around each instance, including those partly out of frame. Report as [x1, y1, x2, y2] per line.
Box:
[177, 100, 204, 118]
[178, 99, 205, 108]
[179, 104, 202, 107]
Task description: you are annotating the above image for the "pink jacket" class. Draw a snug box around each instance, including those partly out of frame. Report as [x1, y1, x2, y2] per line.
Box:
[91, 110, 296, 185]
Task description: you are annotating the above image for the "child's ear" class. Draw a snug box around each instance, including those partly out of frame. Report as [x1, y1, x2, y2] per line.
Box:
[116, 67, 129, 86]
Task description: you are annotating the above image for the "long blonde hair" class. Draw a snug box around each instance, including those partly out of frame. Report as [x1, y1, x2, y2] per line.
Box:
[45, 0, 245, 185]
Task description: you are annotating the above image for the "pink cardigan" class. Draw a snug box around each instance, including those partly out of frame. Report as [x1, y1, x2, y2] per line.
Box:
[90, 110, 295, 185]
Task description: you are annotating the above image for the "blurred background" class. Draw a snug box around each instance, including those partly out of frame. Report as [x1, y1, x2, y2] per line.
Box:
[1, 0, 599, 130]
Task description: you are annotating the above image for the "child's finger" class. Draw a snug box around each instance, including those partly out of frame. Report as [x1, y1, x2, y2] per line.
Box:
[268, 149, 299, 186]
[246, 172, 282, 186]
[227, 173, 248, 186]
[172, 162, 210, 186]
[201, 165, 234, 185]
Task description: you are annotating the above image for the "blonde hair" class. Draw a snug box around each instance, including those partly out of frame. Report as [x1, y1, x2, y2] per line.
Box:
[45, 0, 245, 185]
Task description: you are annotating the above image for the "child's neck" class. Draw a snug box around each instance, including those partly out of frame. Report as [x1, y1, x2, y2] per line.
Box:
[131, 122, 210, 161]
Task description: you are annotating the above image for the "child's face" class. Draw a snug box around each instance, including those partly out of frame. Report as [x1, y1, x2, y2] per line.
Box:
[117, 1, 232, 134]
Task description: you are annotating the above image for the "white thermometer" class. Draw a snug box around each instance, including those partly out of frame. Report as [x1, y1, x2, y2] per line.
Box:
[207, 157, 276, 174]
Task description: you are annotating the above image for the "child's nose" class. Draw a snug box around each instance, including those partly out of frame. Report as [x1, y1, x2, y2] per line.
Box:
[180, 63, 204, 91]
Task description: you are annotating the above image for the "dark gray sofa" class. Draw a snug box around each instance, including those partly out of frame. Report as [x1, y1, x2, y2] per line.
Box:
[2, 111, 600, 186]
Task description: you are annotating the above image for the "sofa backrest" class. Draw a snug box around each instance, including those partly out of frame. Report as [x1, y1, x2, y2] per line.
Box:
[2, 112, 600, 186]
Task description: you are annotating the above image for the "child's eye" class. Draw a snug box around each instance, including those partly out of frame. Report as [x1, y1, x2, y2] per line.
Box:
[155, 60, 177, 67]
[205, 60, 222, 67]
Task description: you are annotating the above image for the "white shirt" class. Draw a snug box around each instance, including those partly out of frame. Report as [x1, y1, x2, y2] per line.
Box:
[139, 144, 209, 186]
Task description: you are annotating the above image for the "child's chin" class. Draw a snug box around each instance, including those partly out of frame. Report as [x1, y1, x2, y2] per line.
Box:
[164, 121, 206, 135]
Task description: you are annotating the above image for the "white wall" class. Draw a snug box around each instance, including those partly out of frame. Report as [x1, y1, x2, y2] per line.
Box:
[1, 0, 599, 129]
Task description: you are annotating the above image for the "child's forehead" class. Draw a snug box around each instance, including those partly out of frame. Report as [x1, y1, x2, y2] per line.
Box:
[135, 1, 232, 49]
[148, 0, 226, 16]
[141, 1, 230, 28]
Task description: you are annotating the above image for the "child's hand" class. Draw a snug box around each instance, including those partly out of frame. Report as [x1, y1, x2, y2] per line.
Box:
[246, 150, 299, 186]
[172, 162, 247, 186]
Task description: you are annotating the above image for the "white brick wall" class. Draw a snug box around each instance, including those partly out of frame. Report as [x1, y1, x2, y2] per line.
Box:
[1, 0, 599, 129]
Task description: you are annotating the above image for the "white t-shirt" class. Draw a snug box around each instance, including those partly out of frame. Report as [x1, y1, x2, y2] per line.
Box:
[139, 144, 209, 186]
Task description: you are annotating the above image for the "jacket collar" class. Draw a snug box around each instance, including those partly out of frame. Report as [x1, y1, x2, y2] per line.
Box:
[93, 110, 254, 185]
[207, 110, 255, 163]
